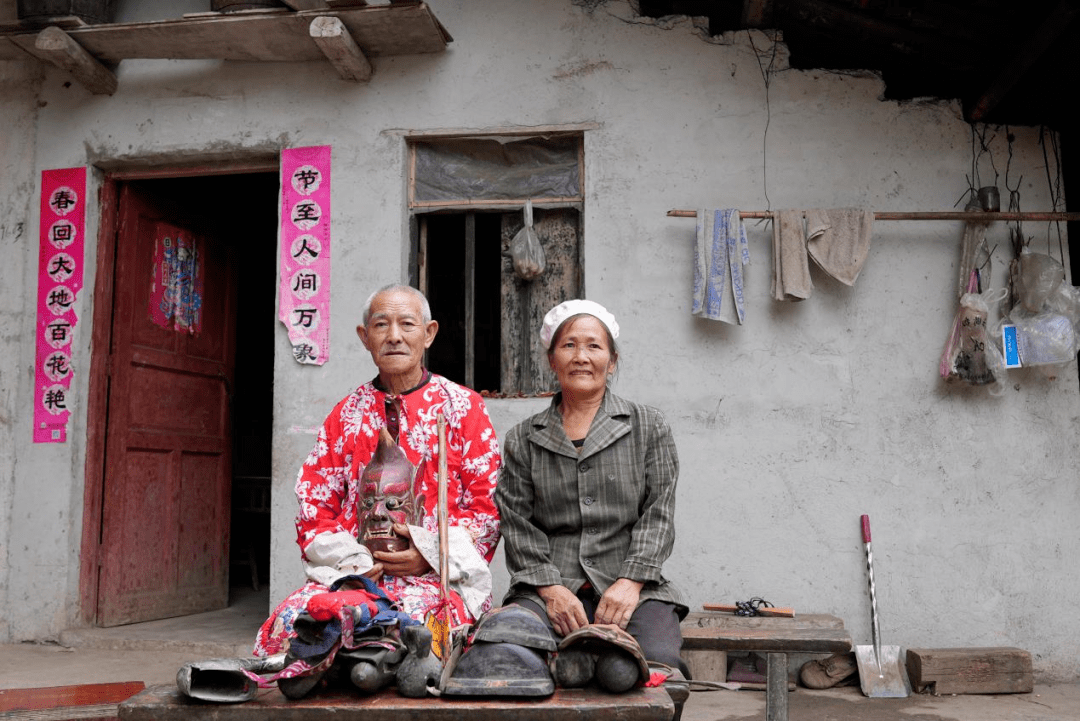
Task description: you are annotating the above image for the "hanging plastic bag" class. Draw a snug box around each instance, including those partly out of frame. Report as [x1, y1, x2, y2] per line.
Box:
[1009, 313, 1077, 367]
[1000, 250, 1080, 373]
[510, 200, 546, 281]
[941, 271, 1007, 392]
[1015, 250, 1064, 313]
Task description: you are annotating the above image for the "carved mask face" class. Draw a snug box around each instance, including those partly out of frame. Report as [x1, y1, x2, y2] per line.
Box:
[359, 428, 424, 552]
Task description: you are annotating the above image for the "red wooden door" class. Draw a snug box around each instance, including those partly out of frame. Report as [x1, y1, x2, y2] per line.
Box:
[96, 183, 237, 626]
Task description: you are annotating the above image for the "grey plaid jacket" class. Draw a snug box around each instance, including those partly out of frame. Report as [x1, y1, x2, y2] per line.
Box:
[496, 391, 685, 612]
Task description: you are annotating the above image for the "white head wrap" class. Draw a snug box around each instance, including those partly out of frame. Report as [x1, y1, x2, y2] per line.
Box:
[540, 299, 620, 350]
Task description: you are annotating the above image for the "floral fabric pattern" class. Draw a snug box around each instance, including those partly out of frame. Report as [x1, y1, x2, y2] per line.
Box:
[255, 374, 501, 656]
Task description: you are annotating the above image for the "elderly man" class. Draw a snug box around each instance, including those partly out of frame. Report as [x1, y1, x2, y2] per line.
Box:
[254, 284, 502, 658]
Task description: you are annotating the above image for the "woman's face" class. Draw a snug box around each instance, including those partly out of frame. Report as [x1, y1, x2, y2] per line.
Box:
[549, 315, 616, 396]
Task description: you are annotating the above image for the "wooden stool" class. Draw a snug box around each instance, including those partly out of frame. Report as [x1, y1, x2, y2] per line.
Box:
[681, 612, 852, 721]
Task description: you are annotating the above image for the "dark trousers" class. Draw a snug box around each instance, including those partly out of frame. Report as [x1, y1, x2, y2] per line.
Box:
[510, 591, 689, 677]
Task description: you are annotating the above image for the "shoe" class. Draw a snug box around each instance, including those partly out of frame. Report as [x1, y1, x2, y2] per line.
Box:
[799, 653, 858, 689]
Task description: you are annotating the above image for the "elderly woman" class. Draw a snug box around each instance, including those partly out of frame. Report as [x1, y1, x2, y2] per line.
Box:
[495, 299, 688, 678]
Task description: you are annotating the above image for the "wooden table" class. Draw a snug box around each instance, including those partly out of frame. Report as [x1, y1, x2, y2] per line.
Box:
[118, 685, 674, 721]
[681, 612, 852, 721]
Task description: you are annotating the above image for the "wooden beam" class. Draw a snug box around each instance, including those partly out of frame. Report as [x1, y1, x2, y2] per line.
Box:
[309, 15, 372, 81]
[741, 0, 773, 28]
[282, 0, 331, 9]
[6, 4, 449, 63]
[968, 0, 1080, 122]
[32, 25, 116, 95]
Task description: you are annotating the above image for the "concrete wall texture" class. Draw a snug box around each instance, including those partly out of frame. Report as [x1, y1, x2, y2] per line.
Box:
[1, 0, 1077, 680]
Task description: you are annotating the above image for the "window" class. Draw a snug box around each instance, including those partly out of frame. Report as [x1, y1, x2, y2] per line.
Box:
[408, 133, 585, 395]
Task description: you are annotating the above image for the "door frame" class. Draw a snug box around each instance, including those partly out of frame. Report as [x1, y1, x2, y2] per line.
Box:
[79, 160, 277, 625]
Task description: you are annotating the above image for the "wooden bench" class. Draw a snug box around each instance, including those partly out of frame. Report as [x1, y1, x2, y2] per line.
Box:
[118, 684, 674, 721]
[681, 612, 852, 721]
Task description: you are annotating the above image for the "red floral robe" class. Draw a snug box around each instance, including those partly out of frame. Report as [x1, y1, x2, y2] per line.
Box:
[254, 374, 501, 656]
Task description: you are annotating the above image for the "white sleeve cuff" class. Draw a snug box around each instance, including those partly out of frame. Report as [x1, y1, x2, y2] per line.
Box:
[408, 524, 492, 619]
[303, 530, 374, 587]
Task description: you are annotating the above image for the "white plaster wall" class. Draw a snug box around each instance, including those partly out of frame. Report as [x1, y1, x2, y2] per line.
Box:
[2, 0, 1078, 680]
[0, 59, 44, 642]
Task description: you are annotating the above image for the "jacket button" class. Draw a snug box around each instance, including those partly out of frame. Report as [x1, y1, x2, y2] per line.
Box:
[583, 558, 594, 567]
[583, 497, 594, 506]
[578, 462, 589, 473]
[588, 527, 598, 535]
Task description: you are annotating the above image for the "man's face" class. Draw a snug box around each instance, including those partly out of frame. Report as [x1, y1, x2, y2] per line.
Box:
[357, 289, 438, 379]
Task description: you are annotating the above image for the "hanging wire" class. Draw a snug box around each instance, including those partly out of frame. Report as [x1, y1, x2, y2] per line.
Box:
[972, 124, 999, 190]
[1039, 125, 1066, 267]
[746, 29, 778, 215]
[1004, 127, 1025, 247]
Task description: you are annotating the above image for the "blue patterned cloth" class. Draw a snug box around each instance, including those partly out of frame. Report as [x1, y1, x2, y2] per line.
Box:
[693, 209, 750, 324]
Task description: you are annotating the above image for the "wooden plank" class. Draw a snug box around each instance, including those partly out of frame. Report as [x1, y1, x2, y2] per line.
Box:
[681, 649, 727, 684]
[0, 14, 87, 32]
[29, 26, 117, 95]
[308, 15, 371, 81]
[684, 612, 844, 630]
[5, 4, 448, 63]
[120, 686, 674, 721]
[681, 612, 851, 654]
[681, 625, 852, 653]
[284, 0, 332, 9]
[500, 208, 580, 395]
[765, 652, 787, 721]
[906, 647, 1033, 696]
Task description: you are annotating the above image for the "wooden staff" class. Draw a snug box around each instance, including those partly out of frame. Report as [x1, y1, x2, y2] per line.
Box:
[436, 412, 450, 661]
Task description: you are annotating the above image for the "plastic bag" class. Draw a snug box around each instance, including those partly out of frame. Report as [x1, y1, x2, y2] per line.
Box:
[510, 200, 545, 281]
[1010, 312, 1077, 367]
[1015, 250, 1064, 313]
[940, 272, 1006, 392]
[1001, 250, 1079, 371]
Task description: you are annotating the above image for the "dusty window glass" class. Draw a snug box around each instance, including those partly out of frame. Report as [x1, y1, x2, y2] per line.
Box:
[410, 135, 583, 211]
[408, 134, 584, 395]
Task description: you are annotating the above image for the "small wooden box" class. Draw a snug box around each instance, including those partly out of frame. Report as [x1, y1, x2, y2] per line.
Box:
[906, 647, 1033, 695]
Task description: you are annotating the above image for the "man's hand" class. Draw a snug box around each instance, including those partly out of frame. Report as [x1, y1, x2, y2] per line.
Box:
[537, 584, 589, 637]
[361, 563, 385, 582]
[594, 578, 643, 629]
[371, 523, 432, 577]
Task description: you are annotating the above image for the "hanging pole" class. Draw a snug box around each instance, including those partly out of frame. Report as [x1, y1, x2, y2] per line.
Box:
[667, 209, 1080, 222]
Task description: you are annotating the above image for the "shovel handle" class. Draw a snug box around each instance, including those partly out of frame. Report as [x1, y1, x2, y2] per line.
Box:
[861, 514, 872, 543]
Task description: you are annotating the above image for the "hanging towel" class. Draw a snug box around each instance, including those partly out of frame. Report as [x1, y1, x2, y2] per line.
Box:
[805, 208, 874, 286]
[771, 209, 812, 301]
[693, 208, 750, 324]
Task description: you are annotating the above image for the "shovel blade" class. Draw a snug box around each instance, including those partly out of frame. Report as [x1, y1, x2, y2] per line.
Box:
[855, 644, 911, 698]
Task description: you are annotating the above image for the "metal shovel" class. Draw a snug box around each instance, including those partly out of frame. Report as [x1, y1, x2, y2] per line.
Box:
[855, 514, 911, 697]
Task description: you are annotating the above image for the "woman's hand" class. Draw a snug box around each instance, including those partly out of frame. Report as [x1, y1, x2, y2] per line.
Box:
[537, 584, 589, 637]
[595, 578, 643, 629]
[371, 523, 432, 577]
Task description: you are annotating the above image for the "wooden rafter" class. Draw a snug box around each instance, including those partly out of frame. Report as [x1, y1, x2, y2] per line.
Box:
[309, 15, 372, 82]
[30, 26, 116, 95]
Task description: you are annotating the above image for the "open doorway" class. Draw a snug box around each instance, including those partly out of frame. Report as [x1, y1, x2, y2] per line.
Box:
[81, 170, 276, 626]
